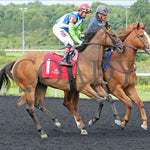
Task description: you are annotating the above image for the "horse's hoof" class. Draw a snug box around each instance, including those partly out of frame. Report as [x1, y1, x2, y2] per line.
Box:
[41, 134, 48, 138]
[121, 123, 125, 130]
[141, 124, 148, 130]
[55, 121, 61, 128]
[120, 124, 125, 130]
[115, 119, 122, 126]
[81, 129, 88, 135]
[88, 119, 93, 127]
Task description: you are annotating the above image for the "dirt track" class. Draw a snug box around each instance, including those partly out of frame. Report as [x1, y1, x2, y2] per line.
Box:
[0, 96, 150, 150]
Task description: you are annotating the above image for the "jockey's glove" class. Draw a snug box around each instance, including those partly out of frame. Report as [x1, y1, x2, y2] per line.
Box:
[80, 33, 85, 38]
[78, 40, 83, 46]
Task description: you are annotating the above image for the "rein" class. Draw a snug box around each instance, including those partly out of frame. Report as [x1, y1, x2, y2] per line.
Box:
[125, 45, 137, 50]
[125, 44, 146, 53]
[59, 42, 117, 50]
[82, 27, 121, 49]
[82, 42, 117, 48]
[60, 26, 122, 51]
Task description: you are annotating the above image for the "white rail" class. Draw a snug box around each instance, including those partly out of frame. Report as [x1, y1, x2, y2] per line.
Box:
[5, 49, 63, 52]
[136, 73, 150, 76]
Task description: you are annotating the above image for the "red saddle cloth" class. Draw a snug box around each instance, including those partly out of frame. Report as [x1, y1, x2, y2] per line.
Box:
[42, 51, 78, 79]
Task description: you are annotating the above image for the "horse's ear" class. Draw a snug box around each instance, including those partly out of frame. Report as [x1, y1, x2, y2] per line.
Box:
[105, 21, 110, 28]
[143, 24, 146, 29]
[105, 21, 108, 28]
[137, 22, 140, 30]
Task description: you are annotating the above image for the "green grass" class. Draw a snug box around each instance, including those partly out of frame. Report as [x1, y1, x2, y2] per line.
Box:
[136, 59, 150, 73]
[0, 83, 149, 101]
[135, 85, 150, 101]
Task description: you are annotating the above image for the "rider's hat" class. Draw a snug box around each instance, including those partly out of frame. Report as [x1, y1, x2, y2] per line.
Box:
[96, 5, 109, 16]
[78, 4, 92, 13]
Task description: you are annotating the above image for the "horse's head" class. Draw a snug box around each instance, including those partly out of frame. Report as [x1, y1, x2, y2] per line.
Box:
[77, 22, 125, 53]
[134, 23, 150, 54]
[104, 21, 125, 53]
[118, 22, 150, 54]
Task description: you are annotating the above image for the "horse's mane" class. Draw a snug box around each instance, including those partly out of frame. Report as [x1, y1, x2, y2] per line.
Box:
[117, 22, 144, 42]
[76, 31, 97, 52]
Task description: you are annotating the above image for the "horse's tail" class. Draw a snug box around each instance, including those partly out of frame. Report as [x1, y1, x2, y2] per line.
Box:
[0, 61, 16, 90]
[0, 61, 27, 106]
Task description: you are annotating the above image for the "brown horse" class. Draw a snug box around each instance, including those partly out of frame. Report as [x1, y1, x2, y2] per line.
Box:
[63, 22, 150, 130]
[101, 22, 150, 130]
[0, 23, 125, 138]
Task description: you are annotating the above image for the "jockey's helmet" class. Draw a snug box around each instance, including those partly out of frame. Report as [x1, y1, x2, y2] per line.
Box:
[96, 5, 109, 16]
[78, 4, 92, 13]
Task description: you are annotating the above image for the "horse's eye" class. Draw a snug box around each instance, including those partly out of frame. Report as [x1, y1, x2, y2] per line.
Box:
[140, 35, 144, 38]
[112, 35, 116, 37]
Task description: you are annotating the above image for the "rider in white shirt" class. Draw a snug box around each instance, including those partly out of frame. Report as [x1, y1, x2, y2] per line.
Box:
[53, 4, 92, 66]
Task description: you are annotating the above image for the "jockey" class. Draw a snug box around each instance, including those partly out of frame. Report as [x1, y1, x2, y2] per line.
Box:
[87, 5, 109, 33]
[53, 4, 92, 66]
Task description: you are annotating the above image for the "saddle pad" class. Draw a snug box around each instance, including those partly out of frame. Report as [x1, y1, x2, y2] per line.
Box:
[42, 51, 78, 79]
[103, 51, 112, 72]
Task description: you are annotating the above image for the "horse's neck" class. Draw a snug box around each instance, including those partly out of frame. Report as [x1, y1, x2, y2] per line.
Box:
[111, 40, 137, 69]
[122, 39, 137, 61]
[80, 34, 104, 62]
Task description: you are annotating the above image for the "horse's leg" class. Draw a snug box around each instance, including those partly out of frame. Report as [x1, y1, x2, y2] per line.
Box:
[112, 86, 133, 128]
[35, 83, 61, 128]
[25, 90, 48, 138]
[81, 85, 104, 127]
[94, 85, 121, 126]
[125, 86, 148, 130]
[106, 95, 122, 125]
[63, 91, 87, 135]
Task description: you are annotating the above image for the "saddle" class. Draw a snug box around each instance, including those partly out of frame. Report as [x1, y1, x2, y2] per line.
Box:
[42, 51, 78, 92]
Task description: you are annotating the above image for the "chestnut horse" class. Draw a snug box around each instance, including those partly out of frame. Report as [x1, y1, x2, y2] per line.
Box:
[63, 22, 150, 131]
[0, 23, 125, 138]
[101, 22, 150, 130]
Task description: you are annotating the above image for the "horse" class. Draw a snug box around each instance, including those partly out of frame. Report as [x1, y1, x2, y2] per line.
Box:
[0, 23, 125, 138]
[63, 22, 150, 130]
[100, 22, 150, 130]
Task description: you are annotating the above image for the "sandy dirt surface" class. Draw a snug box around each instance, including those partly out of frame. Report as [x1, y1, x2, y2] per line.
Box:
[0, 96, 150, 150]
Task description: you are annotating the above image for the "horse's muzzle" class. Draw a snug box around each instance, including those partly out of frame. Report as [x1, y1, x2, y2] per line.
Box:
[116, 43, 126, 53]
[146, 48, 150, 54]
[143, 45, 150, 54]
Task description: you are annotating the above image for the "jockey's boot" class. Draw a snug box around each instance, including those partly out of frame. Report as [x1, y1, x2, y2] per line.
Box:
[60, 48, 72, 66]
[68, 51, 75, 64]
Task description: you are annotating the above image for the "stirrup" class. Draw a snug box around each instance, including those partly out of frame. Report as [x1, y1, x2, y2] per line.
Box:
[60, 61, 72, 67]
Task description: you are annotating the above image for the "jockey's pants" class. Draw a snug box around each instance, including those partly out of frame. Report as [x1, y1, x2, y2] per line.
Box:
[53, 24, 75, 51]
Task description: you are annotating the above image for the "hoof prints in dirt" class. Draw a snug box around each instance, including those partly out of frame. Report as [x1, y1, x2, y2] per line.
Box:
[0, 96, 150, 150]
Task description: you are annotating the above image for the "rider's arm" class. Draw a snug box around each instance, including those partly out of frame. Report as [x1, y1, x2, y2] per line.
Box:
[75, 24, 82, 39]
[68, 15, 81, 43]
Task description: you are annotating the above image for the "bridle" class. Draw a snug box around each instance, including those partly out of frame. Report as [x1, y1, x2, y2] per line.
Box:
[103, 27, 124, 52]
[125, 29, 150, 53]
[135, 30, 150, 51]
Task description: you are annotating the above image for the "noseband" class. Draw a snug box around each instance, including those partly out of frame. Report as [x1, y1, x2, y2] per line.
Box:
[125, 30, 150, 52]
